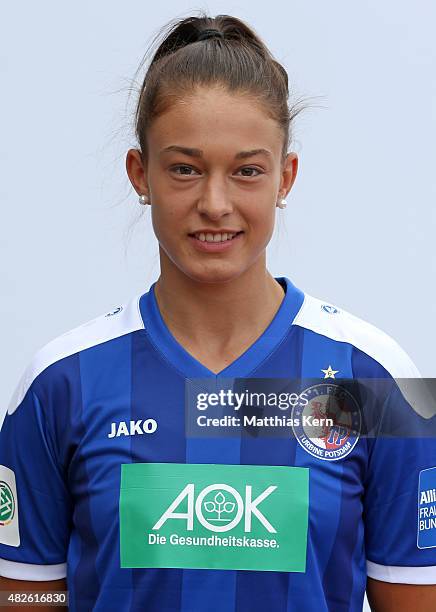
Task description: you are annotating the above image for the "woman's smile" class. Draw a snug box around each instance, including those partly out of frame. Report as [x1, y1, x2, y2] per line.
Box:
[188, 229, 244, 252]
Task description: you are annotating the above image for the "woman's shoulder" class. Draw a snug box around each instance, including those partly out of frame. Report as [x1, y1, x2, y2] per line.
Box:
[294, 291, 421, 378]
[8, 293, 145, 416]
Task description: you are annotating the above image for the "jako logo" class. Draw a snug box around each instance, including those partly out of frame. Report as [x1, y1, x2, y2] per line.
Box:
[152, 483, 277, 533]
[105, 306, 123, 317]
[321, 304, 339, 314]
[108, 419, 158, 438]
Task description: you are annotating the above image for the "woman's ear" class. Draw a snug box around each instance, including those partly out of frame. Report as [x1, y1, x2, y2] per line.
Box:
[125, 148, 149, 197]
[281, 152, 298, 197]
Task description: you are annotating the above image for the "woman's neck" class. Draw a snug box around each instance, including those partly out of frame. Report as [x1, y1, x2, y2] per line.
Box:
[153, 259, 285, 372]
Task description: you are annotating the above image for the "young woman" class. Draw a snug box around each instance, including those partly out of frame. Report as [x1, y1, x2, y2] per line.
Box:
[1, 13, 435, 612]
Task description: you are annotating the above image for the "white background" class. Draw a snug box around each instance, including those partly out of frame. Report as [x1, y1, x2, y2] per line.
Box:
[1, 2, 435, 608]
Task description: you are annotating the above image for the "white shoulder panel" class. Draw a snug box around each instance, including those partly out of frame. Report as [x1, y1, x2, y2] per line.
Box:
[293, 293, 421, 377]
[294, 293, 434, 419]
[8, 295, 144, 416]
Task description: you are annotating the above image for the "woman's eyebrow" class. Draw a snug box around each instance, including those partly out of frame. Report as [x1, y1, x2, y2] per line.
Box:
[160, 145, 272, 159]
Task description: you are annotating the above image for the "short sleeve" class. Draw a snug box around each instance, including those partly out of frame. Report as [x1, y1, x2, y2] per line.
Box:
[364, 380, 436, 584]
[0, 378, 72, 580]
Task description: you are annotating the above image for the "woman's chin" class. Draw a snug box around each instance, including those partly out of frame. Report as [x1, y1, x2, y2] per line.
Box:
[181, 263, 246, 285]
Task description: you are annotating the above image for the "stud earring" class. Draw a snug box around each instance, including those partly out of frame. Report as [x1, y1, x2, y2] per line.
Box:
[138, 194, 150, 205]
[276, 198, 287, 209]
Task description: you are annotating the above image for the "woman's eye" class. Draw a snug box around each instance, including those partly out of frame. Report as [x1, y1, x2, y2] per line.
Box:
[169, 165, 263, 177]
[170, 165, 198, 176]
[237, 167, 262, 177]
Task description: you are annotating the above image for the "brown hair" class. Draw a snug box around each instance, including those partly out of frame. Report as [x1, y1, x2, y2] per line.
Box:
[131, 11, 312, 165]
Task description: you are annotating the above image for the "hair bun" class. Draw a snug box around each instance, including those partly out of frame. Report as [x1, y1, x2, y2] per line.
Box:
[197, 28, 224, 41]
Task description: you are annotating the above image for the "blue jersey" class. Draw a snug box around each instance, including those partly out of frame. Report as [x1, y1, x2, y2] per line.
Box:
[1, 276, 436, 611]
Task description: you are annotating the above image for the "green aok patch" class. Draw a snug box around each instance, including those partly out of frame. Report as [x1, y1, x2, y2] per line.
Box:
[119, 462, 309, 572]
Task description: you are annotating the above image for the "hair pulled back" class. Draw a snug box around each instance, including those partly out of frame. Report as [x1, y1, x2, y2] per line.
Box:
[132, 12, 309, 164]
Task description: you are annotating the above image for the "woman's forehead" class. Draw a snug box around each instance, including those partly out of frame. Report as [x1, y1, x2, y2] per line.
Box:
[147, 92, 283, 154]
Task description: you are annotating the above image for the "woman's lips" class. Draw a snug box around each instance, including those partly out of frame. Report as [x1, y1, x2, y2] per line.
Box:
[188, 231, 244, 252]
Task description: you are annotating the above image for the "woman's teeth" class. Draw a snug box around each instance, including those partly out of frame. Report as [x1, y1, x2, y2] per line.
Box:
[194, 232, 238, 242]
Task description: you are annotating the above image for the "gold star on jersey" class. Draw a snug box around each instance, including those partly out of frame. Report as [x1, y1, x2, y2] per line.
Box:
[321, 365, 339, 379]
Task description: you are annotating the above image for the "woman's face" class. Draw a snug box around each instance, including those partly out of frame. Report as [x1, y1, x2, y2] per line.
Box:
[127, 86, 298, 284]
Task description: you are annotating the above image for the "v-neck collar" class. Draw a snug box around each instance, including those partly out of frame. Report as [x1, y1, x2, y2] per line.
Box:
[139, 276, 305, 379]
